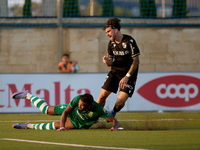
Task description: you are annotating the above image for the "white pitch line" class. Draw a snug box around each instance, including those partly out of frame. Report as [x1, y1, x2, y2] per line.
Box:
[2, 138, 147, 150]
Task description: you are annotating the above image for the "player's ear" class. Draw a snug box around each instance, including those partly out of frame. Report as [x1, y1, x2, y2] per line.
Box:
[88, 103, 92, 108]
[114, 28, 118, 33]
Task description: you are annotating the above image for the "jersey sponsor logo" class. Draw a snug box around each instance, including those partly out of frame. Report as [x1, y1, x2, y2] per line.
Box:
[137, 75, 200, 107]
[88, 111, 93, 117]
[113, 50, 129, 56]
[122, 42, 127, 49]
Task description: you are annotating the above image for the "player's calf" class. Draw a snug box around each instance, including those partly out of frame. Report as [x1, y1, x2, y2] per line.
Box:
[12, 122, 56, 130]
[12, 90, 49, 115]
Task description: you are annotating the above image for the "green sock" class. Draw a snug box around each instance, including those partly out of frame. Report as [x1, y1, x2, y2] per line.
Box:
[29, 95, 49, 114]
[32, 122, 55, 130]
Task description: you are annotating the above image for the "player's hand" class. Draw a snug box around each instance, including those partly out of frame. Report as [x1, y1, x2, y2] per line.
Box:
[103, 53, 109, 64]
[57, 127, 67, 131]
[72, 61, 77, 66]
[109, 127, 118, 131]
[119, 77, 129, 89]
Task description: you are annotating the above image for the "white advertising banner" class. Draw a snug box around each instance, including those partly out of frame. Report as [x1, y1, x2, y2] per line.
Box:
[0, 72, 200, 113]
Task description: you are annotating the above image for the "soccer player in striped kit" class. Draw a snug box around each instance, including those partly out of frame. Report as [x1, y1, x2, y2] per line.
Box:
[12, 90, 119, 131]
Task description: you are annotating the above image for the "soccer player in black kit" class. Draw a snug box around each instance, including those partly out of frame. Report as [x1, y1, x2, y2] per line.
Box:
[97, 18, 140, 118]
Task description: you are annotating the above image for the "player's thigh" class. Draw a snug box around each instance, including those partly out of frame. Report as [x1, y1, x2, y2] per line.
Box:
[115, 91, 129, 105]
[65, 117, 75, 129]
[54, 118, 75, 129]
[54, 104, 69, 115]
[99, 88, 111, 99]
[47, 106, 56, 115]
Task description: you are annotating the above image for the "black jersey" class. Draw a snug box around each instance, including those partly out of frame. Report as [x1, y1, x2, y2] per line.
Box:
[107, 34, 140, 72]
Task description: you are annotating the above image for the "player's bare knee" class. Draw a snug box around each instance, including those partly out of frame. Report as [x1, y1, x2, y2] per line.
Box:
[47, 106, 55, 115]
[54, 122, 60, 129]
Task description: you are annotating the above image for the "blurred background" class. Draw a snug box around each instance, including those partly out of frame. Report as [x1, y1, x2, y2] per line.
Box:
[0, 0, 199, 73]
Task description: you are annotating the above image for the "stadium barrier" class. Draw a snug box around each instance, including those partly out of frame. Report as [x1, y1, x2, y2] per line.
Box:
[0, 0, 200, 29]
[0, 72, 200, 113]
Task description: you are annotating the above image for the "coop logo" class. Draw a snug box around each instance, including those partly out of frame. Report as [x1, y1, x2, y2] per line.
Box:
[137, 75, 200, 107]
[156, 83, 198, 102]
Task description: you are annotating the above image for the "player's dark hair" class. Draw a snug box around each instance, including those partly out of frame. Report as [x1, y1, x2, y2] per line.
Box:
[62, 54, 69, 58]
[80, 94, 94, 104]
[103, 18, 121, 31]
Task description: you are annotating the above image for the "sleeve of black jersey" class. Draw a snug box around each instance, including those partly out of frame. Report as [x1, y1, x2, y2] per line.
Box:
[129, 38, 140, 58]
[107, 42, 114, 58]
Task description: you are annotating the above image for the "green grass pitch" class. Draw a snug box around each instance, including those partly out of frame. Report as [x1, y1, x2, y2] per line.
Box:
[0, 111, 200, 150]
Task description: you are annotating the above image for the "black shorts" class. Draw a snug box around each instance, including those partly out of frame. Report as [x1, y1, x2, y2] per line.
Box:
[101, 70, 137, 97]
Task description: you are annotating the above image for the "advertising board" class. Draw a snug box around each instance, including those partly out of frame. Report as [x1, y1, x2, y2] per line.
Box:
[0, 72, 199, 113]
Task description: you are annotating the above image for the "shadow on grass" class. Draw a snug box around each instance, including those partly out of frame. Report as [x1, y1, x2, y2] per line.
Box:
[90, 120, 200, 131]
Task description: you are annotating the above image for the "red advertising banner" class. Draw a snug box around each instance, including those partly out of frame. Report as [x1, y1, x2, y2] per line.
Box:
[0, 73, 200, 113]
[137, 75, 200, 107]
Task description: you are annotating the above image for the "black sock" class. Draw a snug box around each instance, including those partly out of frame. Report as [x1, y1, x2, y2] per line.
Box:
[113, 107, 120, 113]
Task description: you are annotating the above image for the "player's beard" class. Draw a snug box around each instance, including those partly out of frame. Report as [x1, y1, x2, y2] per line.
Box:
[111, 33, 116, 42]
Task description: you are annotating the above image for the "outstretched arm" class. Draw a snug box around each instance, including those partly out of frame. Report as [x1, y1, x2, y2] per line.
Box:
[58, 105, 74, 131]
[106, 115, 120, 131]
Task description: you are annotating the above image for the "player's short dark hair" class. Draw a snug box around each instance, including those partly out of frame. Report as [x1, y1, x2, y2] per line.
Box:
[62, 54, 69, 58]
[103, 18, 121, 31]
[80, 94, 94, 104]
